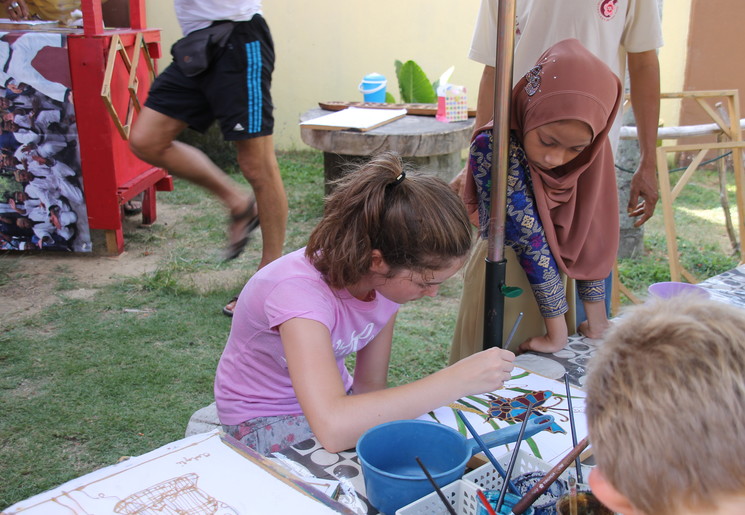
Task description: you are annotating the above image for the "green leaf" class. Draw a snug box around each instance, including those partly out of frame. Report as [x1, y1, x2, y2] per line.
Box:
[385, 91, 396, 104]
[396, 60, 437, 104]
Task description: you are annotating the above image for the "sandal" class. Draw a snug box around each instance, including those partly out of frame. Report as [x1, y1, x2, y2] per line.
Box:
[222, 198, 260, 261]
[222, 296, 239, 317]
[123, 199, 142, 216]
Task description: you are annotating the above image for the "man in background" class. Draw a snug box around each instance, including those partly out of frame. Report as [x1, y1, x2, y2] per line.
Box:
[129, 1, 288, 317]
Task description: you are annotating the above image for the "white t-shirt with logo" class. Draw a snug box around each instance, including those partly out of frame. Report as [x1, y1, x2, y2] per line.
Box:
[469, 0, 664, 148]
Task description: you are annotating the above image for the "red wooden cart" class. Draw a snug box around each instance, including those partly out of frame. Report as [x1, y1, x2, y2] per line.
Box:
[68, 0, 172, 253]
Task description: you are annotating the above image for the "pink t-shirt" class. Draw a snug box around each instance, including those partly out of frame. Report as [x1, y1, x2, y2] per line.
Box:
[215, 248, 400, 425]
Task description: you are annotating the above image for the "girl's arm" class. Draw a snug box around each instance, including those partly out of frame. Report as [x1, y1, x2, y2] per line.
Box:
[350, 313, 396, 395]
[280, 317, 515, 453]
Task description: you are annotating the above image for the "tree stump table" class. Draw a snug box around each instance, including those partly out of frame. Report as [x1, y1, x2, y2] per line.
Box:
[300, 108, 475, 193]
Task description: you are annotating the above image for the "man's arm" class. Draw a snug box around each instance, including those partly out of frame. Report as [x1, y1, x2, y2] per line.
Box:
[627, 49, 661, 227]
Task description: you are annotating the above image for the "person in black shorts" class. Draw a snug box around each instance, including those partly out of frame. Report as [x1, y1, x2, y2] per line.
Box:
[130, 4, 288, 317]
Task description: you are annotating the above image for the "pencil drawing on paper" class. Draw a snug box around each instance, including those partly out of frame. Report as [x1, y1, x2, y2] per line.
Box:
[113, 473, 237, 515]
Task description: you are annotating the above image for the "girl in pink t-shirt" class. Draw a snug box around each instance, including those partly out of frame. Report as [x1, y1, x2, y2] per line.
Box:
[215, 152, 515, 454]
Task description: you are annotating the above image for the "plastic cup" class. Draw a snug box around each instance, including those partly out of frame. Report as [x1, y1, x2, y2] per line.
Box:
[647, 281, 710, 299]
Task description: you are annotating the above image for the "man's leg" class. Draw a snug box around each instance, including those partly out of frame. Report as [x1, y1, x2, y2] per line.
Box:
[234, 135, 287, 269]
[129, 107, 255, 233]
[220, 135, 287, 316]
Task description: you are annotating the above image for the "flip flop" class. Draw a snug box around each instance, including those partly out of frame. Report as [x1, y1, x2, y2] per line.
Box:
[123, 200, 142, 216]
[222, 296, 239, 317]
[222, 199, 260, 261]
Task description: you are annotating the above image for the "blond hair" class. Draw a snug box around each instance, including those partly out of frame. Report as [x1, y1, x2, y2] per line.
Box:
[306, 152, 472, 289]
[585, 295, 745, 515]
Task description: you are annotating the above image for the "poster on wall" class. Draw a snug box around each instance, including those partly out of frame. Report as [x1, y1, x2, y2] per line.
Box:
[0, 30, 91, 252]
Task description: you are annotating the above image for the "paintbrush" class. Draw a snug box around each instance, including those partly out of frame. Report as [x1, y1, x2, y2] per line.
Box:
[504, 312, 524, 349]
[563, 373, 584, 484]
[569, 474, 578, 515]
[456, 409, 520, 496]
[415, 456, 457, 515]
[509, 436, 590, 515]
[494, 401, 535, 513]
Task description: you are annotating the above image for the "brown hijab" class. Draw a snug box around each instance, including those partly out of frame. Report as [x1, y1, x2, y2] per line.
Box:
[513, 38, 622, 280]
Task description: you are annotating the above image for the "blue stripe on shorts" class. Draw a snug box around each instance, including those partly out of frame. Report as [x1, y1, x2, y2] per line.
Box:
[245, 41, 263, 133]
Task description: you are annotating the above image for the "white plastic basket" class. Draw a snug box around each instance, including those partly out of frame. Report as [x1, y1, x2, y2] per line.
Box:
[395, 479, 490, 515]
[463, 450, 573, 514]
[397, 450, 586, 515]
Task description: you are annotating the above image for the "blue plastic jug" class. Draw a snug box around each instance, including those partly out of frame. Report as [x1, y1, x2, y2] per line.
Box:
[358, 72, 387, 103]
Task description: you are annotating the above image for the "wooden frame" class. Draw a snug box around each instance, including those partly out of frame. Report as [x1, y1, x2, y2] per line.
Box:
[655, 91, 745, 283]
[101, 34, 135, 139]
[614, 90, 745, 307]
[101, 32, 155, 140]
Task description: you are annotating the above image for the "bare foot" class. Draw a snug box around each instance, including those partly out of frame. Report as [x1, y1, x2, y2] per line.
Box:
[578, 319, 610, 339]
[518, 334, 569, 354]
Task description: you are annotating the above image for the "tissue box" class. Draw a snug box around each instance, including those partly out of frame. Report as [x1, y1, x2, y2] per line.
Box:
[436, 84, 468, 122]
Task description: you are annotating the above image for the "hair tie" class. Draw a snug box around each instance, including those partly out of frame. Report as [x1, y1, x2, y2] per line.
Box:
[392, 171, 406, 186]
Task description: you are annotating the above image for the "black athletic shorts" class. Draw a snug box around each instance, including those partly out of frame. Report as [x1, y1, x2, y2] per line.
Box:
[144, 14, 274, 140]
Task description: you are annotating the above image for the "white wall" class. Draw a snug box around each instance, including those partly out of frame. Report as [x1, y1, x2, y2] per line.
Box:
[658, 0, 691, 128]
[147, 0, 485, 150]
[145, 0, 685, 150]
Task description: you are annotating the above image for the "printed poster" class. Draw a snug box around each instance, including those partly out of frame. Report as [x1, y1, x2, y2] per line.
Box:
[0, 30, 90, 252]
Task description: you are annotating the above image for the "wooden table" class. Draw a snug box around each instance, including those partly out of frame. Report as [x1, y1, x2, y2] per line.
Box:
[300, 108, 474, 193]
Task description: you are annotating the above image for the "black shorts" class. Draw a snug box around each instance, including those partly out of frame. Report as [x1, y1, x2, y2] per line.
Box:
[145, 15, 274, 140]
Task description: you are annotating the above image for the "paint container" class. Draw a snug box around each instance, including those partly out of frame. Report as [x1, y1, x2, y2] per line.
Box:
[476, 491, 535, 515]
[647, 281, 709, 299]
[357, 417, 553, 515]
[555, 486, 613, 515]
[513, 471, 567, 515]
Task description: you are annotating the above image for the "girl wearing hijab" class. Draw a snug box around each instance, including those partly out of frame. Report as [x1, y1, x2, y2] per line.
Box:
[452, 38, 623, 356]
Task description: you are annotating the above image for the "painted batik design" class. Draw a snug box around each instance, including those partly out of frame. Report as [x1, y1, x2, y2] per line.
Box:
[424, 368, 585, 464]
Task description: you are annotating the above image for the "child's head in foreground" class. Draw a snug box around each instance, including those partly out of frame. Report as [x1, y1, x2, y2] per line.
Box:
[585, 295, 745, 515]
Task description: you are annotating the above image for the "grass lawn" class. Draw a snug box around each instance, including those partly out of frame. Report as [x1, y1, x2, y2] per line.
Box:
[0, 147, 740, 510]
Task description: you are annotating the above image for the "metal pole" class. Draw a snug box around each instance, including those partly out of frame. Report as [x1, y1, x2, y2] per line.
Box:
[483, 0, 516, 350]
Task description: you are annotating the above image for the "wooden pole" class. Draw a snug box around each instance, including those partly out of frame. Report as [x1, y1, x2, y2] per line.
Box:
[483, 0, 516, 350]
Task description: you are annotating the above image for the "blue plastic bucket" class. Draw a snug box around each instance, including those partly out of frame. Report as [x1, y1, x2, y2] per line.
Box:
[357, 417, 553, 514]
[358, 72, 387, 103]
